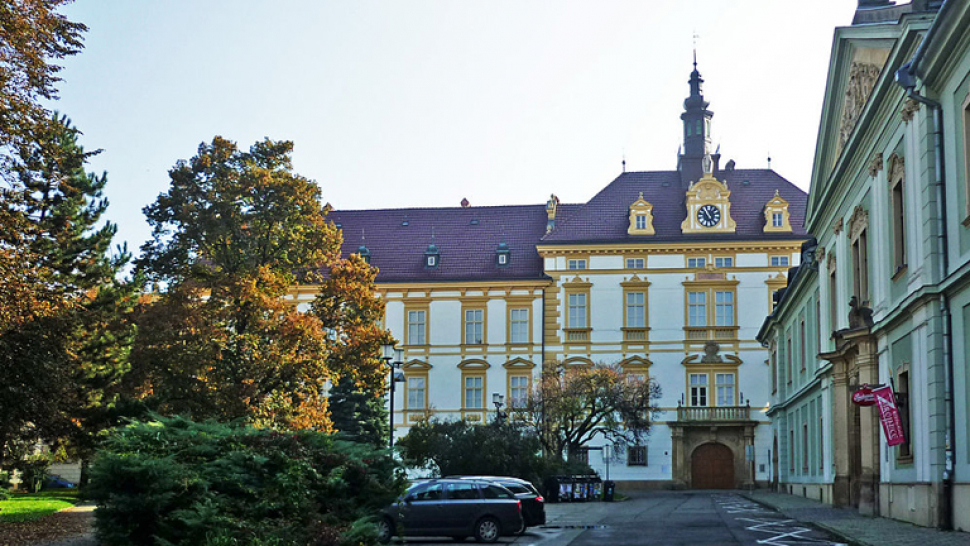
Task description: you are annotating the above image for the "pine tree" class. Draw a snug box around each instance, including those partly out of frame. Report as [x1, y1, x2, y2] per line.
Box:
[328, 375, 389, 448]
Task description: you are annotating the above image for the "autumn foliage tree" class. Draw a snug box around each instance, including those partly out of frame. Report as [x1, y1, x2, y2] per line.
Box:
[130, 136, 389, 431]
[517, 362, 662, 464]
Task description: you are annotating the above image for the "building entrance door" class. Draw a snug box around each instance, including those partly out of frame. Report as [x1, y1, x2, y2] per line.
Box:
[691, 443, 735, 489]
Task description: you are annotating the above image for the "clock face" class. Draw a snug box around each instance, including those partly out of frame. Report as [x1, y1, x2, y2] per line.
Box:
[697, 205, 721, 228]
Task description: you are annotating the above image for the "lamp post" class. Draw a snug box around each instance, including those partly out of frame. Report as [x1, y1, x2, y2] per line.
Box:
[492, 392, 506, 425]
[381, 343, 405, 448]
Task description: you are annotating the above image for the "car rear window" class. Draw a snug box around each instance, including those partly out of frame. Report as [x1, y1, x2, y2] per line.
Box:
[481, 484, 515, 499]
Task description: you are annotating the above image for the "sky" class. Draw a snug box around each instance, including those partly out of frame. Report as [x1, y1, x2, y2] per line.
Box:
[54, 0, 860, 257]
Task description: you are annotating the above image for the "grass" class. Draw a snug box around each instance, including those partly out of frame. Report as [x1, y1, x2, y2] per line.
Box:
[0, 490, 80, 523]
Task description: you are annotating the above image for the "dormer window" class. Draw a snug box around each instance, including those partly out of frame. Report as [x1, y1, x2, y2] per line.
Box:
[357, 245, 371, 264]
[496, 242, 510, 267]
[763, 190, 792, 233]
[424, 243, 440, 268]
[627, 192, 656, 235]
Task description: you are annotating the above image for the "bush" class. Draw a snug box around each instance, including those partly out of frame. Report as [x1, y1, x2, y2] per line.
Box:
[87, 416, 406, 546]
[396, 419, 547, 485]
[18, 455, 52, 493]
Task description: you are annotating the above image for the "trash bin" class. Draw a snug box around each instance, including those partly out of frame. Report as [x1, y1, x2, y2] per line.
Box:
[574, 476, 588, 502]
[603, 480, 616, 502]
[560, 476, 573, 503]
[590, 476, 603, 500]
[544, 476, 560, 503]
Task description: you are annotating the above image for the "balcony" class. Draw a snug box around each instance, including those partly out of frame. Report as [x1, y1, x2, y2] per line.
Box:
[676, 405, 751, 422]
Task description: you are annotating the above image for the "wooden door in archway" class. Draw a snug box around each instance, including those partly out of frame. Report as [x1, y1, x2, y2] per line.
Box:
[691, 443, 735, 489]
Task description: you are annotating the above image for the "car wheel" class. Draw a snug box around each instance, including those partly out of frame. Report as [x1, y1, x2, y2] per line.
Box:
[377, 517, 393, 543]
[474, 517, 501, 543]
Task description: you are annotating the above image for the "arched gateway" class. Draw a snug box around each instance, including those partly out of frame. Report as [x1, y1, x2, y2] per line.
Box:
[691, 443, 735, 489]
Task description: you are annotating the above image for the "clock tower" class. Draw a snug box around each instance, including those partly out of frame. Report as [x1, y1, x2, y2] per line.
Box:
[681, 171, 737, 234]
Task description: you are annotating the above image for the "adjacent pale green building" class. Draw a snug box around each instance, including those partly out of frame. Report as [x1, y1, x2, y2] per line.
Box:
[758, 0, 970, 531]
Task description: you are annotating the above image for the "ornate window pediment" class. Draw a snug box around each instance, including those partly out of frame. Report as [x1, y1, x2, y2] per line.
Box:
[457, 358, 490, 370]
[502, 357, 535, 370]
[627, 192, 656, 235]
[763, 190, 792, 233]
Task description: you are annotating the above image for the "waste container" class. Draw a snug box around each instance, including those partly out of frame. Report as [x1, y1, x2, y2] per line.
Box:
[544, 476, 560, 503]
[591, 478, 603, 500]
[603, 480, 616, 502]
[560, 476, 573, 503]
[573, 476, 586, 502]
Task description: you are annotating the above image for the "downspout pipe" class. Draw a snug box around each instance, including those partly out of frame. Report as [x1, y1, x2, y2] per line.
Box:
[896, 55, 955, 530]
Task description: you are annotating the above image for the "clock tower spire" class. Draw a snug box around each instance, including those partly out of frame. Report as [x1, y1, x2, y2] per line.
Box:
[678, 55, 715, 187]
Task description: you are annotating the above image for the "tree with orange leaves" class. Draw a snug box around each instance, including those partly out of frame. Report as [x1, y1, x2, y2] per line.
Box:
[131, 137, 390, 431]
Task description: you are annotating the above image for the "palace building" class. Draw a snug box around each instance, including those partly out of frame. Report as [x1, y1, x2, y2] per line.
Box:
[296, 62, 809, 488]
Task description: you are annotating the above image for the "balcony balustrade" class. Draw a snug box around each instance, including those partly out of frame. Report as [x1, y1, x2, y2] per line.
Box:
[676, 405, 750, 422]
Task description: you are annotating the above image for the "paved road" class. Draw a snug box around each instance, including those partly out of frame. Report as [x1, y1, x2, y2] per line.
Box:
[393, 490, 846, 546]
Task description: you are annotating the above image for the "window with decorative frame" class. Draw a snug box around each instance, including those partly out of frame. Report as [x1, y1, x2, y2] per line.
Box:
[463, 306, 485, 345]
[567, 258, 587, 270]
[464, 374, 484, 409]
[458, 359, 490, 419]
[713, 255, 734, 268]
[621, 276, 650, 343]
[562, 277, 592, 343]
[509, 374, 530, 409]
[407, 376, 426, 410]
[508, 307, 530, 344]
[625, 257, 645, 269]
[896, 365, 913, 462]
[800, 319, 806, 372]
[683, 277, 739, 341]
[685, 365, 740, 407]
[849, 205, 870, 304]
[687, 256, 707, 268]
[405, 306, 429, 346]
[828, 255, 838, 333]
[889, 153, 907, 276]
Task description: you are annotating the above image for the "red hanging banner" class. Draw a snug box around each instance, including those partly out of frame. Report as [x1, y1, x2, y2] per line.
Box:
[873, 385, 906, 447]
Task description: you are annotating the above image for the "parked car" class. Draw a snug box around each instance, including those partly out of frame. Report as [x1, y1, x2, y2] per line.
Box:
[377, 478, 523, 543]
[449, 476, 546, 527]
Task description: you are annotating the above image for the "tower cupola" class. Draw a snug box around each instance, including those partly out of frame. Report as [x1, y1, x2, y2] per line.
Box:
[678, 55, 715, 187]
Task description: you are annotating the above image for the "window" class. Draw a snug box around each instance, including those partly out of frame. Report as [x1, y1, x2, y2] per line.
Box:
[802, 423, 809, 473]
[509, 308, 529, 343]
[771, 349, 778, 394]
[790, 429, 796, 473]
[714, 256, 733, 268]
[410, 483, 443, 501]
[828, 260, 838, 332]
[800, 319, 806, 372]
[628, 446, 647, 466]
[407, 376, 426, 409]
[715, 373, 735, 406]
[635, 215, 647, 229]
[407, 309, 427, 345]
[963, 94, 970, 219]
[626, 292, 646, 328]
[626, 258, 645, 269]
[772, 212, 784, 227]
[786, 334, 793, 385]
[852, 227, 869, 302]
[897, 368, 912, 461]
[714, 291, 734, 326]
[689, 373, 708, 406]
[567, 259, 587, 270]
[464, 309, 484, 344]
[819, 412, 824, 471]
[687, 257, 706, 268]
[446, 482, 481, 500]
[426, 255, 437, 267]
[891, 164, 907, 274]
[688, 292, 707, 327]
[498, 253, 508, 265]
[770, 255, 790, 267]
[509, 375, 529, 408]
[464, 376, 483, 409]
[568, 293, 587, 328]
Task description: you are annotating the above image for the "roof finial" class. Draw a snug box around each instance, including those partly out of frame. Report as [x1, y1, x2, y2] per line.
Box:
[622, 152, 626, 173]
[767, 152, 772, 169]
[692, 31, 699, 69]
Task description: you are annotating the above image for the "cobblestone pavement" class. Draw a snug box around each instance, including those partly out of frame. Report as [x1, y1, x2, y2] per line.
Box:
[742, 490, 970, 546]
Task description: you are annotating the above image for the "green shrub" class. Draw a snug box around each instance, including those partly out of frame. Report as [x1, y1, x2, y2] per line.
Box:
[87, 416, 406, 546]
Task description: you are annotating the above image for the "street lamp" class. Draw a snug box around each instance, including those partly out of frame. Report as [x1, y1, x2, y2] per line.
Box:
[381, 343, 405, 448]
[492, 392, 506, 425]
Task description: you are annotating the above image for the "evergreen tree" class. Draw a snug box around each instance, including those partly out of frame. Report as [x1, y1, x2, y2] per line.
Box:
[328, 375, 389, 448]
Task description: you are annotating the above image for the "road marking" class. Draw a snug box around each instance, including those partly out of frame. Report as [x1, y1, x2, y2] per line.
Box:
[714, 495, 847, 546]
